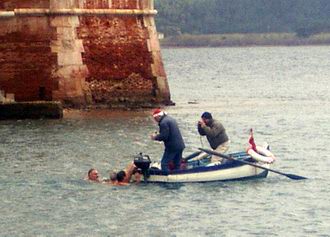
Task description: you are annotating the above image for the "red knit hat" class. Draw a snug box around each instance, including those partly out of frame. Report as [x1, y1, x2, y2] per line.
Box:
[152, 108, 164, 117]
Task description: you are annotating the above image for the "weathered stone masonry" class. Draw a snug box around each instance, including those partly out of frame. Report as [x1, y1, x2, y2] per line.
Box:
[0, 0, 170, 107]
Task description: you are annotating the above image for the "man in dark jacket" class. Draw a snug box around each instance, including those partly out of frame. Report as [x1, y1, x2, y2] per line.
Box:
[151, 109, 185, 174]
[197, 112, 229, 163]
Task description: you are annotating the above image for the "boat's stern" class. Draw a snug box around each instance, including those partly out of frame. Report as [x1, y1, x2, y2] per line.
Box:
[133, 153, 152, 179]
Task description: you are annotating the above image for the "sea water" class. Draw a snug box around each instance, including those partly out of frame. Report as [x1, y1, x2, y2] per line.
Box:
[1, 46, 330, 236]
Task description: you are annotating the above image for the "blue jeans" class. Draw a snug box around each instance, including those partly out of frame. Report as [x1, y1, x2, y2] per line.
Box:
[161, 149, 183, 174]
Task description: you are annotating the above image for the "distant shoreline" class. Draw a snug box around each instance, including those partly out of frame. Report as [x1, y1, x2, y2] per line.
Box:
[160, 33, 330, 48]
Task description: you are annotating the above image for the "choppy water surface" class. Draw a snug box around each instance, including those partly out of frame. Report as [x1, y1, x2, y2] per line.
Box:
[1, 46, 330, 236]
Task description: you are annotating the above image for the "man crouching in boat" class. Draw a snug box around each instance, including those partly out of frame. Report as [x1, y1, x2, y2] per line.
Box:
[197, 112, 230, 164]
[150, 109, 186, 174]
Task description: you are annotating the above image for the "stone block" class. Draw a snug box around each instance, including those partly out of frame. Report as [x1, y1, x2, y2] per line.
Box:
[57, 51, 83, 66]
[5, 93, 15, 102]
[51, 39, 85, 53]
[56, 27, 76, 39]
[53, 65, 89, 79]
[50, 16, 80, 27]
[0, 90, 5, 102]
[143, 16, 155, 28]
[140, 0, 152, 10]
[151, 52, 166, 77]
[155, 76, 170, 100]
[50, 0, 78, 9]
[146, 37, 160, 52]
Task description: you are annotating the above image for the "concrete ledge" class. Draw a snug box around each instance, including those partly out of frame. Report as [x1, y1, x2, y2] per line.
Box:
[0, 11, 15, 17]
[0, 101, 63, 120]
[0, 9, 158, 18]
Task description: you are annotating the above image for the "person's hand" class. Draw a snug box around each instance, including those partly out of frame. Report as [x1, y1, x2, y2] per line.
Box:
[150, 133, 157, 140]
[198, 119, 205, 127]
[134, 172, 142, 184]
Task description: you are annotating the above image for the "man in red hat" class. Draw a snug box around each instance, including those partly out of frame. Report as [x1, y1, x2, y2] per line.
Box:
[151, 109, 185, 174]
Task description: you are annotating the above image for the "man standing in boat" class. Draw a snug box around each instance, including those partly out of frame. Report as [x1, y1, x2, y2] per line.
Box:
[151, 109, 185, 174]
[197, 112, 230, 163]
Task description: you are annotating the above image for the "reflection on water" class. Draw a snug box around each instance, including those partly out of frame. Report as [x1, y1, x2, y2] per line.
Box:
[1, 46, 330, 236]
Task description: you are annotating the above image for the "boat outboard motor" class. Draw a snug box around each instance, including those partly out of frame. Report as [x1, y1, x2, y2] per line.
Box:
[134, 153, 151, 181]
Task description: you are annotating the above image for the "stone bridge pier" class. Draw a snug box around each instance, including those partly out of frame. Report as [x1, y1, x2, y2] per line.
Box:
[0, 0, 171, 107]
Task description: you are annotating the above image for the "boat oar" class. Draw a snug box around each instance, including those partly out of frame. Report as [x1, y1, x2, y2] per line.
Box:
[199, 148, 307, 180]
[182, 150, 202, 162]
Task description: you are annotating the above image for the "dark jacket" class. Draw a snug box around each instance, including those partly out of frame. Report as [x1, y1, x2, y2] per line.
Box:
[154, 115, 185, 152]
[198, 119, 229, 149]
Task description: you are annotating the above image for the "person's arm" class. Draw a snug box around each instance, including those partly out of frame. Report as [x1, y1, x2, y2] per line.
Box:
[202, 122, 224, 137]
[154, 122, 170, 141]
[133, 172, 142, 184]
[197, 122, 206, 136]
[123, 162, 136, 183]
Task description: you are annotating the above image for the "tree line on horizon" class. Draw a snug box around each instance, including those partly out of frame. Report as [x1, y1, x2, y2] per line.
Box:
[154, 0, 330, 37]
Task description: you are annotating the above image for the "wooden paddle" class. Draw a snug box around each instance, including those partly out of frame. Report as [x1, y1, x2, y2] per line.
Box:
[182, 150, 203, 162]
[199, 148, 307, 180]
